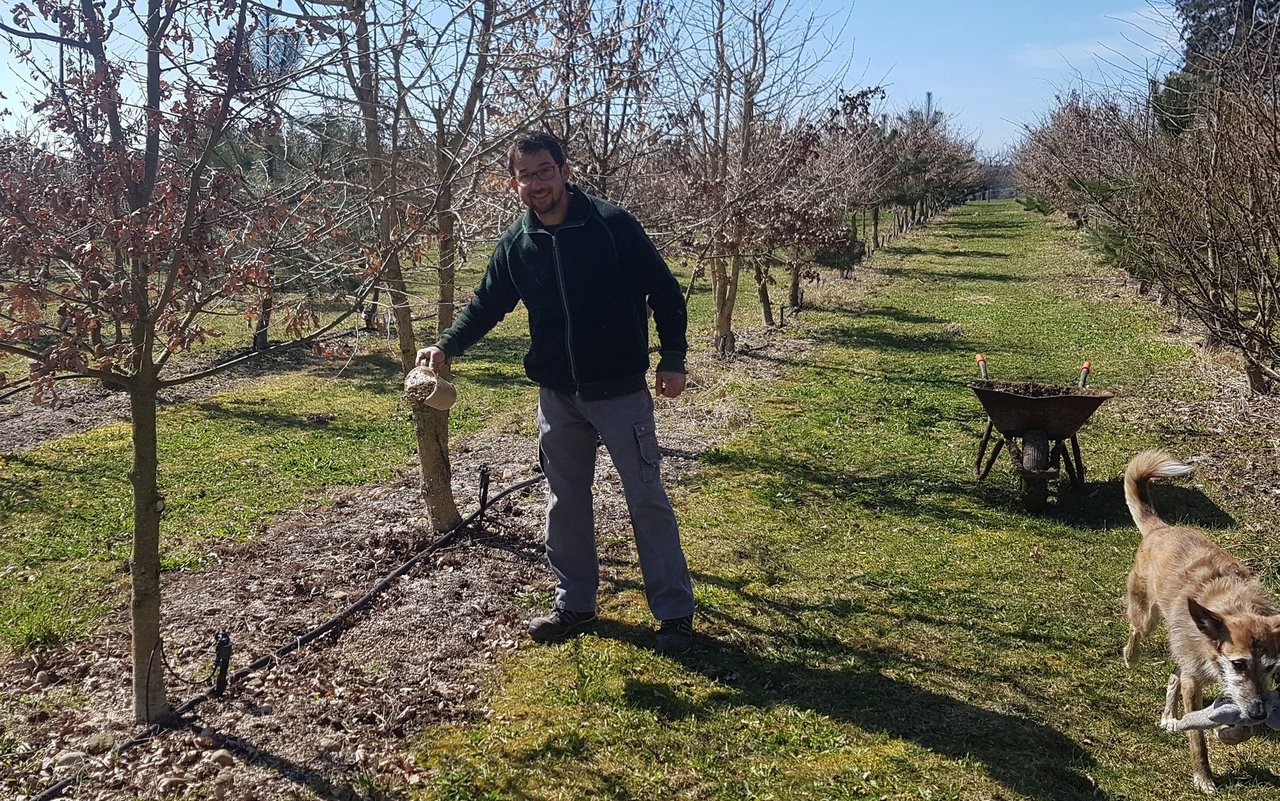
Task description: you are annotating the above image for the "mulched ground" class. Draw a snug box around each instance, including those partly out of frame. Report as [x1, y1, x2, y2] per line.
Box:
[0, 322, 791, 801]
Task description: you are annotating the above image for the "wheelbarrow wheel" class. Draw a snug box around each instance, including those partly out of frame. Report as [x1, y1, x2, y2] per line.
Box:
[1020, 430, 1050, 512]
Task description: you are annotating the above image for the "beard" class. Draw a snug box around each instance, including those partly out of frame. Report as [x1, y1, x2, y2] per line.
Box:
[526, 187, 560, 214]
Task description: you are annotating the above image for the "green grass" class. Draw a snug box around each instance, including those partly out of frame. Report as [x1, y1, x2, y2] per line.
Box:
[7, 201, 1280, 798]
[407, 203, 1280, 800]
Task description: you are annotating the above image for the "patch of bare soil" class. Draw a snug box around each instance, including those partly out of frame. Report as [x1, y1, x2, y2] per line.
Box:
[0, 320, 809, 801]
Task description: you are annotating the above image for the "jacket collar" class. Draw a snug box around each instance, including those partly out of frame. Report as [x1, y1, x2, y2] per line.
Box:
[522, 185, 591, 233]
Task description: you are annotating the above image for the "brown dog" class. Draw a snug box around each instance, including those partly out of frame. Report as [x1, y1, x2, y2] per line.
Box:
[1123, 449, 1280, 793]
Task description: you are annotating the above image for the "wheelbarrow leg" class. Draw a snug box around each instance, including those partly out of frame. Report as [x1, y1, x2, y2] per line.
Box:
[1070, 435, 1087, 487]
[975, 419, 994, 479]
[1056, 439, 1080, 489]
[975, 422, 1004, 482]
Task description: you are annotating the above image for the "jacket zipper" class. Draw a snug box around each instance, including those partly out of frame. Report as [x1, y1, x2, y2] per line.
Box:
[532, 218, 588, 387]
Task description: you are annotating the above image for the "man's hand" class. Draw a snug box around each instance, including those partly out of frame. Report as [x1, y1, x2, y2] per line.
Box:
[416, 345, 448, 371]
[654, 370, 686, 399]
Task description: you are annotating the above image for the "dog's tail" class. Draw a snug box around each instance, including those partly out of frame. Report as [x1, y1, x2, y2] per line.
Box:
[1124, 449, 1194, 535]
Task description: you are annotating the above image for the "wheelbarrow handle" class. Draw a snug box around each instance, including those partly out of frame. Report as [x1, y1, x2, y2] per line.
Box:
[1079, 361, 1091, 388]
[975, 353, 989, 380]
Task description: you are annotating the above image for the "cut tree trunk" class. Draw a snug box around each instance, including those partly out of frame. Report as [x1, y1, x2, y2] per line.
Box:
[383, 251, 462, 532]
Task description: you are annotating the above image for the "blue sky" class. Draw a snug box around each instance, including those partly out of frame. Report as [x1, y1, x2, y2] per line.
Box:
[831, 1, 1182, 155]
[0, 1, 1182, 155]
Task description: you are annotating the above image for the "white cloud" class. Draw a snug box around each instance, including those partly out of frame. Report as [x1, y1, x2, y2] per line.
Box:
[1013, 6, 1181, 75]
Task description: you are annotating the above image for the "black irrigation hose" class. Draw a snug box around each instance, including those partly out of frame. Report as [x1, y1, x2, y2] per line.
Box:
[31, 468, 547, 801]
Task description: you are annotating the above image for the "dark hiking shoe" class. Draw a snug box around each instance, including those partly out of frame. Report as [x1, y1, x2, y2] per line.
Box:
[527, 608, 597, 643]
[655, 616, 696, 655]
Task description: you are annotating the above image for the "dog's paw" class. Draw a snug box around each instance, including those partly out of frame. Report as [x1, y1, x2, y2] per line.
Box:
[1193, 773, 1217, 795]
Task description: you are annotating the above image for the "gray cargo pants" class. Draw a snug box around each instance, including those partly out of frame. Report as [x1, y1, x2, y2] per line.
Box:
[536, 386, 695, 622]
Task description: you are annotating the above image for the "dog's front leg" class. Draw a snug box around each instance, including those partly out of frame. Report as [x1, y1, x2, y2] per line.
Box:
[1182, 679, 1216, 794]
[1161, 672, 1182, 729]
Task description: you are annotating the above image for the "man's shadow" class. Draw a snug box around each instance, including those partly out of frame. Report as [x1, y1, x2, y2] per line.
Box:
[593, 619, 1103, 801]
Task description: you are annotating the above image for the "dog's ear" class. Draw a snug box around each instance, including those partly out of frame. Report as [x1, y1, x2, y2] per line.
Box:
[1189, 598, 1230, 645]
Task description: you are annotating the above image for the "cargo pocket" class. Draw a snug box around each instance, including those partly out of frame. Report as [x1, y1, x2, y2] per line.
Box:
[633, 421, 661, 483]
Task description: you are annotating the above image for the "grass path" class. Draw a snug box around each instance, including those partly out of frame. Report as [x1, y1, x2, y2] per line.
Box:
[410, 202, 1279, 800]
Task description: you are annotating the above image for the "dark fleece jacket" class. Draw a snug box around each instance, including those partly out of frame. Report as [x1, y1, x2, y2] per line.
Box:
[436, 186, 687, 400]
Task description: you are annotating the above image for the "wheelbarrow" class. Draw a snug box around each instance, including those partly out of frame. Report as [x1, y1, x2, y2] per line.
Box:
[969, 354, 1114, 511]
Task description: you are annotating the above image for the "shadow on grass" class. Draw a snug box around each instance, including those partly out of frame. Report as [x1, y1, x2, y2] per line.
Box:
[678, 570, 1098, 664]
[1, 451, 102, 477]
[857, 307, 948, 326]
[877, 265, 1026, 284]
[592, 620, 1104, 801]
[946, 230, 1027, 241]
[217, 731, 364, 801]
[451, 333, 534, 388]
[316, 352, 408, 395]
[752, 324, 975, 360]
[695, 447, 1048, 529]
[189, 397, 393, 432]
[882, 245, 1013, 261]
[1054, 477, 1236, 532]
[1219, 764, 1280, 794]
[694, 444, 1233, 539]
[941, 218, 1033, 233]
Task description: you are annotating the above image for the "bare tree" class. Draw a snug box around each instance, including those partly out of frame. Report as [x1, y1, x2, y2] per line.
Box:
[0, 0, 379, 721]
[525, 0, 679, 211]
[1017, 40, 1280, 392]
[666, 0, 843, 355]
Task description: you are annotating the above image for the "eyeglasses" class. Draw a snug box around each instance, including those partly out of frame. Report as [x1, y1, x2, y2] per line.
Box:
[513, 164, 562, 186]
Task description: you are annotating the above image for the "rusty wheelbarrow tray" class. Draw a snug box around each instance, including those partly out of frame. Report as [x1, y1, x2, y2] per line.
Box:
[969, 356, 1114, 512]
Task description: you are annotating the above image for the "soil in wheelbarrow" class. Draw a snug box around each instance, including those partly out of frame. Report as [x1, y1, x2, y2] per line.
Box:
[968, 380, 1112, 398]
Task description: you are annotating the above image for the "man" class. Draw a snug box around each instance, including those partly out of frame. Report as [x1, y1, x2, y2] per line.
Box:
[416, 132, 696, 654]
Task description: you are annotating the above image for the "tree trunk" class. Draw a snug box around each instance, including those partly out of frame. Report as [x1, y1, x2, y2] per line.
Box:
[384, 251, 463, 533]
[1245, 359, 1272, 395]
[363, 282, 382, 331]
[129, 380, 168, 723]
[252, 290, 273, 351]
[872, 205, 880, 251]
[754, 260, 774, 327]
[350, 0, 461, 533]
[788, 262, 802, 313]
[712, 255, 739, 357]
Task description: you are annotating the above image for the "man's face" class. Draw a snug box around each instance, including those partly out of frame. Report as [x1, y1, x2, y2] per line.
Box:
[509, 148, 569, 220]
